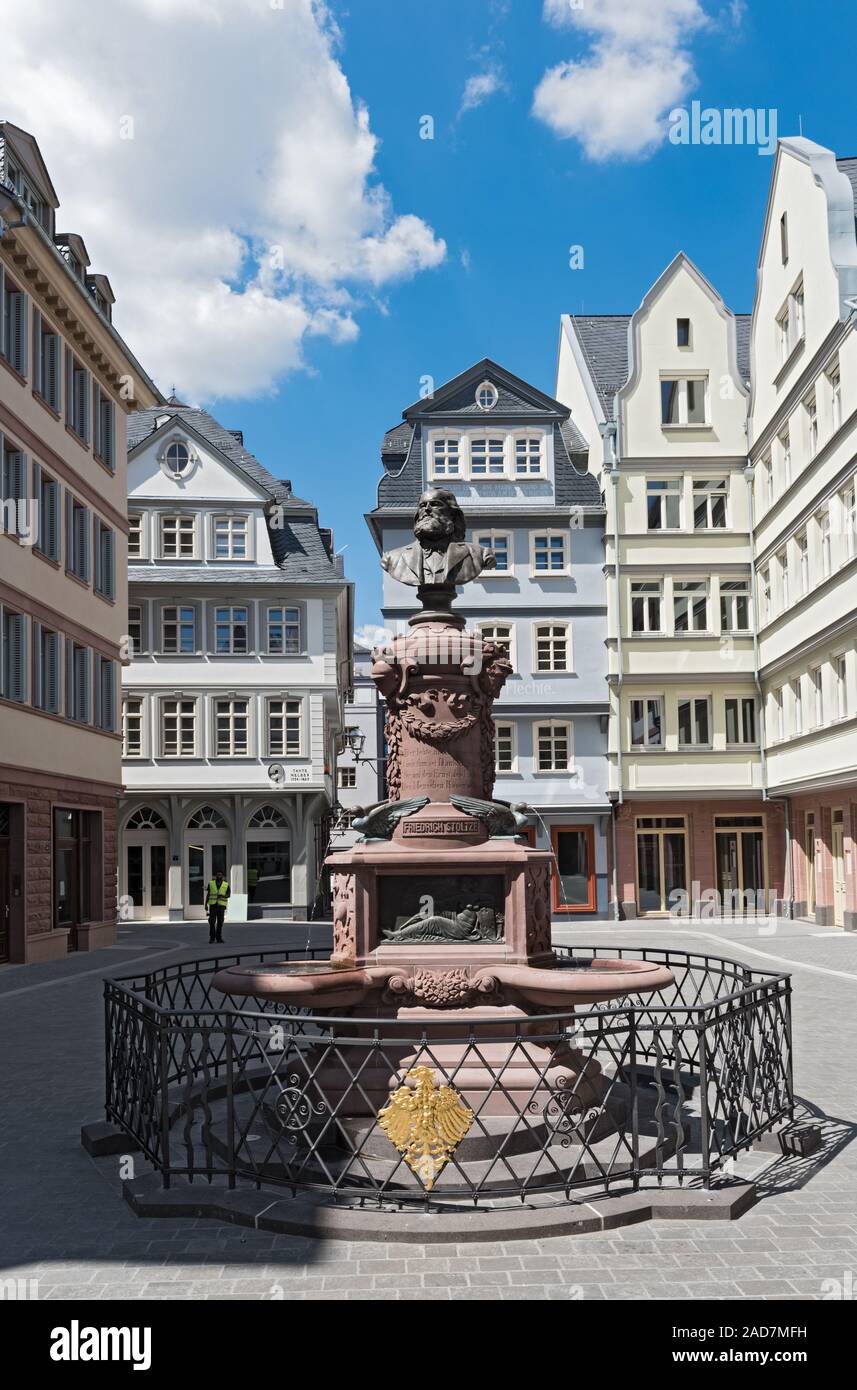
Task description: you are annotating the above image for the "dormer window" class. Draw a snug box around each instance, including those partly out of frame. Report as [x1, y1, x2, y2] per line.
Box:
[166, 441, 191, 476]
[475, 381, 498, 411]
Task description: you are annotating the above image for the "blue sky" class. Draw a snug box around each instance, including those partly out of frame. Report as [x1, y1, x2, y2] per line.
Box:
[7, 0, 857, 630]
[234, 0, 857, 628]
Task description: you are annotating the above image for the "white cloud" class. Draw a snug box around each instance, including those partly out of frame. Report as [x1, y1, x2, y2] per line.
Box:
[459, 70, 505, 117]
[2, 0, 445, 400]
[535, 0, 708, 161]
[354, 623, 391, 651]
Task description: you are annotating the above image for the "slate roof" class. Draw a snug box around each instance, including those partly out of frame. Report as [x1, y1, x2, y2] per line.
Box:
[570, 310, 752, 419]
[128, 404, 311, 508]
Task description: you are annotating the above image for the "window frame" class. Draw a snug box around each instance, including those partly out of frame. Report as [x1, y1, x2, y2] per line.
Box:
[551, 824, 597, 914]
[673, 578, 709, 634]
[529, 529, 569, 577]
[211, 512, 251, 562]
[533, 719, 573, 774]
[159, 696, 199, 758]
[533, 621, 571, 673]
[719, 578, 751, 633]
[266, 605, 302, 656]
[692, 477, 728, 530]
[472, 529, 512, 574]
[266, 696, 303, 758]
[158, 512, 197, 560]
[630, 580, 663, 635]
[477, 620, 516, 671]
[677, 695, 712, 749]
[646, 478, 681, 531]
[725, 695, 757, 747]
[493, 719, 517, 774]
[630, 696, 664, 749]
[122, 694, 145, 759]
[160, 603, 197, 655]
[214, 695, 251, 758]
[660, 375, 709, 428]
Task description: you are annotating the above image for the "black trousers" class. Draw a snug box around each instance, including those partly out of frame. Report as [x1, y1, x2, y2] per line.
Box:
[208, 905, 226, 941]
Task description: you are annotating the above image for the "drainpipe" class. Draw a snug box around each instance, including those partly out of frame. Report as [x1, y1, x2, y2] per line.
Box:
[600, 420, 622, 920]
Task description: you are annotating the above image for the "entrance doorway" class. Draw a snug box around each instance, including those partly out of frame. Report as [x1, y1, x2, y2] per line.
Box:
[54, 808, 97, 951]
[184, 806, 229, 920]
[635, 816, 688, 914]
[246, 805, 291, 906]
[124, 807, 169, 920]
[832, 809, 846, 928]
[804, 812, 816, 918]
[0, 803, 9, 963]
[714, 816, 768, 913]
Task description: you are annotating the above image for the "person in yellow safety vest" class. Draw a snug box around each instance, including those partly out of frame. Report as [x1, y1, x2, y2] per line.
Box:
[207, 871, 230, 944]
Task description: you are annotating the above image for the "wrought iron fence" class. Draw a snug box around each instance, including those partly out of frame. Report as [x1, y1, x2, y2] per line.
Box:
[103, 945, 793, 1207]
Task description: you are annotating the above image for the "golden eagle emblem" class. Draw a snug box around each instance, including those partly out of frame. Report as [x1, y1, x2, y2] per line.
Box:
[378, 1066, 474, 1190]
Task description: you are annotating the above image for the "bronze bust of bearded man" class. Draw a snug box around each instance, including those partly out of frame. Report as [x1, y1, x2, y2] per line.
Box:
[381, 488, 496, 590]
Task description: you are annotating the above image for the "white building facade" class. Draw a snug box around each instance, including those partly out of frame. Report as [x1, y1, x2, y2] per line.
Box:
[119, 401, 352, 921]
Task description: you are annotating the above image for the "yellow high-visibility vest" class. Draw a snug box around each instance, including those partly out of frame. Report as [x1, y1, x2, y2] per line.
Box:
[207, 878, 229, 908]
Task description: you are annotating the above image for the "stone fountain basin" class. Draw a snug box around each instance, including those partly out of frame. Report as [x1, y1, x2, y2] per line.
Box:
[212, 957, 674, 1009]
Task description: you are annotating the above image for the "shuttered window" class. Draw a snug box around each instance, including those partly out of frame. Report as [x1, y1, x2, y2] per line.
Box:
[93, 384, 115, 469]
[2, 438, 26, 515]
[122, 696, 144, 757]
[32, 464, 60, 560]
[65, 494, 90, 581]
[65, 347, 90, 442]
[66, 641, 91, 722]
[33, 623, 61, 713]
[0, 607, 27, 703]
[0, 268, 28, 375]
[93, 518, 115, 599]
[33, 309, 61, 411]
[95, 655, 116, 731]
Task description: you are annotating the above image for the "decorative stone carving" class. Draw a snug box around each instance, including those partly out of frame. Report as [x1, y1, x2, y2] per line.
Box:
[331, 872, 356, 959]
[384, 968, 504, 1009]
[525, 863, 553, 956]
[351, 797, 429, 841]
[382, 904, 504, 945]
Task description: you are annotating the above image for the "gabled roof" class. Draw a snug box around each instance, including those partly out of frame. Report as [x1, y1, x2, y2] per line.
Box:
[129, 404, 311, 508]
[402, 358, 572, 420]
[0, 121, 59, 208]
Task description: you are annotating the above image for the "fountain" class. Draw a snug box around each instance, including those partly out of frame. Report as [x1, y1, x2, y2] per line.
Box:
[213, 488, 674, 1180]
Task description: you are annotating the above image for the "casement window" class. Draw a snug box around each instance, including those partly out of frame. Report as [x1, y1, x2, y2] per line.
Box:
[804, 392, 818, 457]
[164, 440, 191, 477]
[810, 666, 824, 727]
[776, 282, 804, 364]
[692, 478, 728, 529]
[479, 622, 514, 667]
[759, 566, 771, 624]
[95, 655, 117, 731]
[337, 766, 356, 788]
[215, 697, 249, 756]
[65, 348, 90, 443]
[32, 623, 61, 713]
[93, 384, 115, 469]
[494, 721, 516, 772]
[835, 654, 848, 721]
[159, 514, 196, 559]
[720, 579, 751, 632]
[215, 606, 249, 655]
[0, 607, 27, 703]
[0, 268, 28, 375]
[842, 484, 857, 560]
[32, 465, 60, 560]
[213, 514, 248, 560]
[676, 317, 691, 347]
[646, 479, 681, 530]
[66, 641, 91, 723]
[127, 605, 143, 657]
[128, 514, 143, 559]
[777, 548, 789, 610]
[65, 494, 90, 582]
[660, 376, 708, 425]
[33, 310, 61, 411]
[780, 211, 789, 265]
[796, 530, 809, 596]
[531, 531, 568, 574]
[792, 677, 803, 735]
[535, 622, 570, 672]
[161, 605, 196, 654]
[93, 519, 116, 599]
[725, 697, 757, 746]
[534, 720, 572, 773]
[631, 580, 662, 633]
[673, 580, 708, 633]
[514, 436, 544, 476]
[470, 436, 505, 477]
[828, 362, 842, 431]
[819, 508, 832, 579]
[160, 698, 197, 757]
[758, 453, 772, 509]
[267, 606, 301, 655]
[430, 434, 461, 478]
[473, 530, 511, 572]
[772, 686, 785, 742]
[778, 428, 791, 488]
[677, 697, 710, 747]
[476, 381, 498, 411]
[630, 697, 663, 748]
[267, 698, 302, 756]
[122, 696, 144, 757]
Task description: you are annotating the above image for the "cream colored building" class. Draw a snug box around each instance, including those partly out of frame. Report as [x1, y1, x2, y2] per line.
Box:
[749, 137, 857, 930]
[0, 121, 160, 961]
[556, 254, 786, 917]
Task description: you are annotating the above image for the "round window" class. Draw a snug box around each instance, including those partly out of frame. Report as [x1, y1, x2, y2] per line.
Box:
[165, 441, 191, 475]
[476, 381, 498, 411]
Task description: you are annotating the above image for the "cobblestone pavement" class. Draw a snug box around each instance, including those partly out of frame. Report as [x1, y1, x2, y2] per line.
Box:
[1, 917, 855, 1301]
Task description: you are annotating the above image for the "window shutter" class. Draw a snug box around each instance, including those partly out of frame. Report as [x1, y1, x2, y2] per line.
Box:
[94, 654, 102, 727]
[107, 528, 115, 598]
[105, 660, 115, 731]
[32, 306, 41, 394]
[81, 368, 90, 442]
[93, 382, 100, 457]
[65, 346, 73, 426]
[47, 478, 59, 560]
[93, 517, 101, 591]
[65, 490, 72, 566]
[104, 398, 114, 469]
[9, 450, 25, 506]
[78, 506, 90, 581]
[46, 331, 59, 411]
[51, 631, 61, 713]
[65, 637, 73, 714]
[11, 291, 27, 376]
[33, 620, 42, 708]
[11, 613, 26, 702]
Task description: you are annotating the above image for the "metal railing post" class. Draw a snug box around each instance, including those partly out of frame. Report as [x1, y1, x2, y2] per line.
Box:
[158, 1013, 171, 1190]
[698, 1013, 711, 1189]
